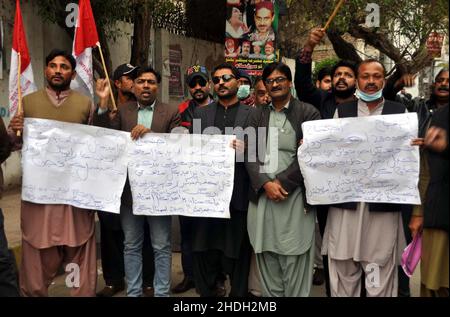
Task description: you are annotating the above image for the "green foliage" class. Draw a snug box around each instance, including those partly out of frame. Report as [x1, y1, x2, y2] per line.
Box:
[313, 57, 339, 82]
[33, 0, 186, 41]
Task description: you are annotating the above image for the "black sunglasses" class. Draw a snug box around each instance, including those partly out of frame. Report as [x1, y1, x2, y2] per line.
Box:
[188, 77, 207, 89]
[212, 74, 236, 85]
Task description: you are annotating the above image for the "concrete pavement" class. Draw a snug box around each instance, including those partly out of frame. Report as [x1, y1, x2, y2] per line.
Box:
[0, 187, 420, 297]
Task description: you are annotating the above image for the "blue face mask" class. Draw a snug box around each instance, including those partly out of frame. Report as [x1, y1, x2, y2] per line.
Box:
[237, 85, 251, 100]
[355, 86, 384, 102]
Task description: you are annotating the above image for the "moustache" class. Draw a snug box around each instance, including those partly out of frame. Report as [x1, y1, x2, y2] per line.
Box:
[364, 84, 379, 90]
[52, 75, 63, 80]
[194, 89, 205, 94]
[271, 87, 282, 92]
[335, 79, 348, 87]
[437, 86, 449, 92]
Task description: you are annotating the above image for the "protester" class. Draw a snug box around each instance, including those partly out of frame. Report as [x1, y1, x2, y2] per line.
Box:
[190, 63, 252, 297]
[8, 49, 99, 296]
[96, 63, 155, 297]
[321, 59, 408, 297]
[0, 118, 19, 297]
[246, 62, 320, 296]
[94, 66, 180, 297]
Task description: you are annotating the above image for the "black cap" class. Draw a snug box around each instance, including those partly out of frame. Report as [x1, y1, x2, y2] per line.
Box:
[186, 65, 209, 84]
[113, 63, 138, 81]
[238, 69, 252, 86]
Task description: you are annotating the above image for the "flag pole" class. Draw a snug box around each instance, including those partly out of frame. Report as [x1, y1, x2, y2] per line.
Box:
[96, 42, 117, 111]
[17, 52, 22, 137]
[323, 0, 345, 31]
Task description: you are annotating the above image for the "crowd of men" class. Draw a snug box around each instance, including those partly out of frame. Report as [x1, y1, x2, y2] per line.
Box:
[0, 27, 448, 297]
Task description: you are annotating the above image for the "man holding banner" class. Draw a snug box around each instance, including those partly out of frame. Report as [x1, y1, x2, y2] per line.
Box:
[246, 62, 320, 297]
[94, 66, 181, 297]
[190, 63, 253, 297]
[8, 49, 103, 297]
[320, 59, 409, 297]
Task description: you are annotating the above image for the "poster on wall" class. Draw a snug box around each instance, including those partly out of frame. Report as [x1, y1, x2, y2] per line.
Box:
[225, 0, 279, 76]
[169, 45, 184, 98]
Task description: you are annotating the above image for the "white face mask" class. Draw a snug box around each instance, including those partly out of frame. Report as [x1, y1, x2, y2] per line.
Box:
[237, 85, 251, 99]
[355, 82, 385, 102]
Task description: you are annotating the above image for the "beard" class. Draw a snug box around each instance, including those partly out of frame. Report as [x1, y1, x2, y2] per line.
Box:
[47, 77, 72, 92]
[192, 90, 208, 103]
[217, 86, 237, 100]
[121, 90, 136, 100]
[332, 85, 356, 99]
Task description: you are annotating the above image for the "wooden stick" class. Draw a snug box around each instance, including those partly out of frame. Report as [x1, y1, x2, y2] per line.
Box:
[17, 52, 22, 137]
[323, 0, 346, 31]
[96, 42, 117, 111]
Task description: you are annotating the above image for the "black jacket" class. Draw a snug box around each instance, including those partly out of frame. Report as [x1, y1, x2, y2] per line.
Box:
[245, 98, 321, 203]
[423, 105, 449, 231]
[294, 55, 402, 119]
[193, 102, 253, 212]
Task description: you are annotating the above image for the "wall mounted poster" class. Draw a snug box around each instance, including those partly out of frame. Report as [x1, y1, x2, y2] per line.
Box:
[225, 0, 279, 76]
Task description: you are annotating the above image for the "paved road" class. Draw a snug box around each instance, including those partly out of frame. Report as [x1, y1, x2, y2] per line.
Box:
[1, 187, 420, 297]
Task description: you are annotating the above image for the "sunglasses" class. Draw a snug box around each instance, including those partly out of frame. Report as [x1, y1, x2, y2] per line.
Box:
[188, 77, 207, 89]
[265, 77, 288, 85]
[212, 74, 236, 85]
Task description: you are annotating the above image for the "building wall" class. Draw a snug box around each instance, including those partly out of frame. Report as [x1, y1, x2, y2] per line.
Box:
[156, 29, 224, 106]
[0, 4, 224, 189]
[1, 1, 46, 189]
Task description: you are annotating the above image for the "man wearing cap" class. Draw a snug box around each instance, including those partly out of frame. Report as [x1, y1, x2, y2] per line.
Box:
[96, 64, 156, 297]
[241, 40, 252, 58]
[171, 65, 214, 294]
[237, 69, 255, 107]
[113, 64, 138, 107]
[178, 65, 214, 129]
[248, 1, 275, 43]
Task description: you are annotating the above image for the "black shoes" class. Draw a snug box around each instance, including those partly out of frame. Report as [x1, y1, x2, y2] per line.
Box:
[96, 284, 125, 297]
[172, 277, 196, 294]
[312, 268, 325, 286]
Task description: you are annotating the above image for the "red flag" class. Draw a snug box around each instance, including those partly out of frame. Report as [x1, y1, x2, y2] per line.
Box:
[71, 0, 99, 98]
[9, 0, 36, 115]
[73, 0, 99, 55]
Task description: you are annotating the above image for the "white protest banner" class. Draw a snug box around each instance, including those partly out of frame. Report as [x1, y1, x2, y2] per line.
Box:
[128, 133, 236, 218]
[298, 113, 420, 205]
[22, 118, 130, 213]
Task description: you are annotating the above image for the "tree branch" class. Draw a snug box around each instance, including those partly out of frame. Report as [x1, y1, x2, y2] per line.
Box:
[326, 30, 362, 63]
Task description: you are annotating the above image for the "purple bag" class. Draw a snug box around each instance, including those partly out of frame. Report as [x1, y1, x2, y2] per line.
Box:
[401, 232, 422, 278]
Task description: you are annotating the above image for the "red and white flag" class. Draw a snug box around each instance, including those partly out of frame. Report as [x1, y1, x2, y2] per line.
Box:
[9, 0, 36, 116]
[71, 0, 99, 99]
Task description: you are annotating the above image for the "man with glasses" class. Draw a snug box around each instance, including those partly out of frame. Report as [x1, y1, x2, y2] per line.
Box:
[178, 65, 214, 129]
[190, 63, 253, 297]
[171, 65, 213, 294]
[246, 62, 320, 296]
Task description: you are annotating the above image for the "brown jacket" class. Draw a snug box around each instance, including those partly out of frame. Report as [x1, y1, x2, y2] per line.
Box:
[94, 100, 181, 133]
[0, 118, 12, 197]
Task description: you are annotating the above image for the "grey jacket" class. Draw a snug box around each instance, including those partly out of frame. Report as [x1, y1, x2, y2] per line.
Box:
[245, 97, 321, 203]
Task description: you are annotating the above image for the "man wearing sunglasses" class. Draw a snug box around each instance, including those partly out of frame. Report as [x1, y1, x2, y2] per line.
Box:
[178, 65, 214, 129]
[190, 63, 253, 297]
[171, 65, 214, 294]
